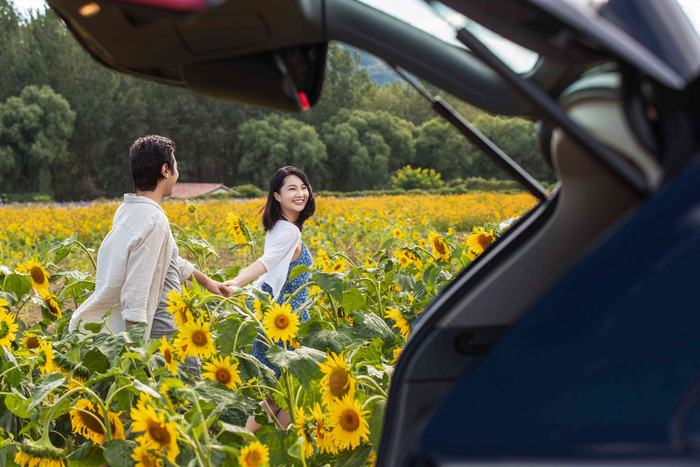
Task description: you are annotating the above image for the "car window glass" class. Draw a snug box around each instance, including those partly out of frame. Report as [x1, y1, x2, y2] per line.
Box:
[357, 0, 540, 73]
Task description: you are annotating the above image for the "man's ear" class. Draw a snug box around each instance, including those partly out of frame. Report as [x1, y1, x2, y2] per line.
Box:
[161, 163, 170, 178]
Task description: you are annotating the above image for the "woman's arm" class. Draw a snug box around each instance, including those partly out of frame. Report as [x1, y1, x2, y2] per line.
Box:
[190, 269, 233, 297]
[223, 260, 267, 289]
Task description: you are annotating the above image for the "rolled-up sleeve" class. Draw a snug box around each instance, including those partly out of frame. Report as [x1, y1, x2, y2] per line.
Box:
[120, 220, 169, 323]
[176, 255, 195, 283]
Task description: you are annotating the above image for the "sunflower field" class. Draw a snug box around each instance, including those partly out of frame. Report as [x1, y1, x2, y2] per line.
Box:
[0, 193, 535, 466]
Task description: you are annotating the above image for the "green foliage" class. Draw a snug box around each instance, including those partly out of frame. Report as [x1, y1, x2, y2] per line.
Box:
[231, 184, 264, 198]
[391, 165, 444, 190]
[236, 115, 328, 188]
[0, 85, 75, 194]
[464, 177, 522, 192]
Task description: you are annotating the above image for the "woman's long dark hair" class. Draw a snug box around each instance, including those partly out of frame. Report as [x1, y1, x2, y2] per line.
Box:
[262, 166, 316, 231]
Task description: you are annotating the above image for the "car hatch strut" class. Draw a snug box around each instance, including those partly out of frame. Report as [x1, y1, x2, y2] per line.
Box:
[452, 26, 653, 197]
[392, 65, 549, 201]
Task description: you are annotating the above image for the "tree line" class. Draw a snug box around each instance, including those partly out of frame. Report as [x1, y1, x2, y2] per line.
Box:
[0, 0, 555, 201]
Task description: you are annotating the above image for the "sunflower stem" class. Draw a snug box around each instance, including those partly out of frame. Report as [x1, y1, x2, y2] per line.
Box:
[326, 294, 340, 330]
[73, 240, 97, 271]
[192, 395, 213, 465]
[362, 394, 387, 410]
[356, 375, 388, 398]
[39, 386, 84, 442]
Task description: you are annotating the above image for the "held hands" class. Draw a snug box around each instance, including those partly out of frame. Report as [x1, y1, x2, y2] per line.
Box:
[204, 278, 233, 298]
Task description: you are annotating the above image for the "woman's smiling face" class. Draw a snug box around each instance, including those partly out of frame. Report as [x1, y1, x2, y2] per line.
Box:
[274, 174, 309, 222]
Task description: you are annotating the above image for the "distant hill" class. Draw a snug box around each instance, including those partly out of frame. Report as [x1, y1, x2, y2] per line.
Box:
[346, 45, 402, 86]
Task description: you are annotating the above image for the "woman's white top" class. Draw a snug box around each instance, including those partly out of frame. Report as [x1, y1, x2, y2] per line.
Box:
[254, 220, 301, 301]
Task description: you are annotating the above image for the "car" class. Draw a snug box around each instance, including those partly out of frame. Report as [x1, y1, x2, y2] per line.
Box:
[46, 0, 700, 464]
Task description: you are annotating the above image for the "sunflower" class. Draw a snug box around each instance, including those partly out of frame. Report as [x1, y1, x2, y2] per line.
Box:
[130, 403, 180, 463]
[465, 226, 496, 258]
[131, 443, 163, 467]
[67, 374, 86, 392]
[226, 212, 247, 245]
[311, 403, 337, 454]
[70, 398, 125, 444]
[14, 439, 65, 467]
[318, 352, 355, 407]
[384, 307, 410, 339]
[262, 302, 299, 344]
[202, 355, 243, 390]
[0, 297, 8, 310]
[21, 332, 43, 353]
[40, 292, 62, 319]
[175, 318, 215, 359]
[17, 259, 50, 294]
[391, 228, 404, 239]
[158, 337, 179, 373]
[391, 347, 402, 364]
[0, 310, 19, 348]
[427, 232, 451, 262]
[293, 408, 314, 459]
[166, 289, 193, 328]
[328, 394, 370, 450]
[252, 299, 266, 321]
[238, 440, 270, 467]
[331, 259, 348, 273]
[37, 341, 57, 374]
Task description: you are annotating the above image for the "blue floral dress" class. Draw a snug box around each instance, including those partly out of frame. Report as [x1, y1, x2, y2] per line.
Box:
[252, 242, 312, 377]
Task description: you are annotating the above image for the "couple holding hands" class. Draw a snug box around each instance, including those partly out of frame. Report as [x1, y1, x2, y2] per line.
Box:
[68, 135, 316, 429]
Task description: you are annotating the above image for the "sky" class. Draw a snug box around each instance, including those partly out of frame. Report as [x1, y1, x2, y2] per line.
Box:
[10, 0, 700, 70]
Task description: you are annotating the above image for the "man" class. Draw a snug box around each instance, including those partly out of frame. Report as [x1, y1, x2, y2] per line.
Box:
[69, 135, 230, 349]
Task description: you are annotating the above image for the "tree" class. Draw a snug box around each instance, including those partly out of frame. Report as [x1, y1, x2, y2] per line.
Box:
[0, 85, 75, 194]
[236, 116, 327, 188]
[414, 117, 474, 180]
[321, 109, 416, 190]
[469, 114, 555, 183]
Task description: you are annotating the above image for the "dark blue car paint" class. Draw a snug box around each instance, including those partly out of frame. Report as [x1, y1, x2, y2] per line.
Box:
[418, 152, 700, 461]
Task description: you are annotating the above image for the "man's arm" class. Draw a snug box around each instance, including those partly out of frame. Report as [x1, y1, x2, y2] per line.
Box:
[190, 269, 233, 298]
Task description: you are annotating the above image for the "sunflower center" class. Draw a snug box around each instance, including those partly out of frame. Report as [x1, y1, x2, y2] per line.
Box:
[329, 370, 349, 397]
[315, 419, 325, 437]
[30, 266, 46, 285]
[191, 330, 208, 347]
[274, 314, 289, 329]
[477, 234, 494, 249]
[25, 336, 40, 350]
[216, 368, 232, 385]
[434, 240, 447, 255]
[245, 450, 261, 466]
[147, 420, 171, 445]
[178, 309, 189, 323]
[163, 348, 173, 363]
[340, 409, 360, 431]
[79, 408, 105, 435]
[48, 301, 60, 316]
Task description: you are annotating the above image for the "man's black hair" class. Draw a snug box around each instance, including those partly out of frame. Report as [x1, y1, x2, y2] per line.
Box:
[129, 135, 176, 192]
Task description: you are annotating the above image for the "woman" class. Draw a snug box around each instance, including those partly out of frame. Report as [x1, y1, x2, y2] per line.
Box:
[224, 166, 315, 430]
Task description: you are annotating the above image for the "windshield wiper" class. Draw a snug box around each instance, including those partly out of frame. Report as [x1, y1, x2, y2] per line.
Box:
[392, 65, 549, 201]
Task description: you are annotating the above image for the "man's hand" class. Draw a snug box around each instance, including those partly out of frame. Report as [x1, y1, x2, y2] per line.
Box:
[205, 279, 233, 298]
[191, 269, 233, 298]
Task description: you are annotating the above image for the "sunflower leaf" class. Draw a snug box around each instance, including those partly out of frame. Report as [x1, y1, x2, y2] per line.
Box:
[266, 346, 325, 389]
[82, 348, 110, 374]
[4, 394, 30, 419]
[342, 288, 365, 312]
[335, 444, 372, 466]
[353, 312, 396, 347]
[368, 399, 386, 448]
[219, 421, 257, 440]
[103, 439, 132, 467]
[28, 372, 65, 411]
[3, 274, 31, 300]
[289, 264, 310, 282]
